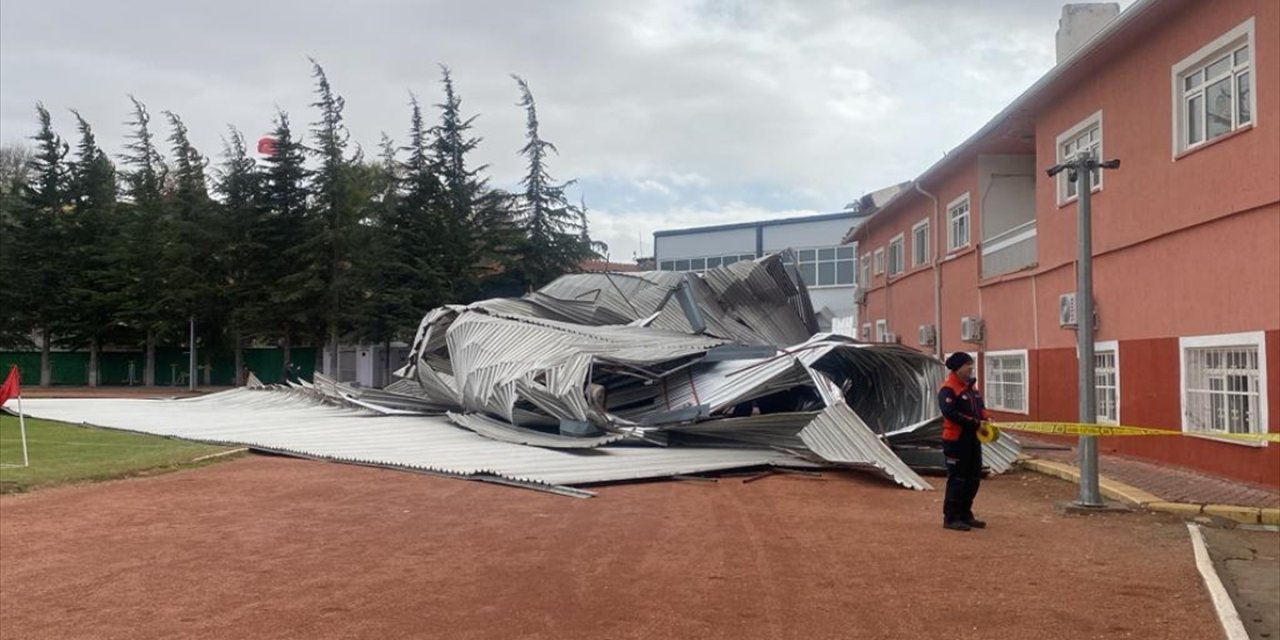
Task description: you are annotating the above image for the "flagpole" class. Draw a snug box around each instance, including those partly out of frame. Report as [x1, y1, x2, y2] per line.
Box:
[16, 391, 28, 467]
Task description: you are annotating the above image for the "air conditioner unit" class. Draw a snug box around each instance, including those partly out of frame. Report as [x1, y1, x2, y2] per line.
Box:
[918, 324, 937, 346]
[1059, 293, 1078, 328]
[959, 316, 984, 343]
[852, 285, 867, 304]
[1059, 292, 1099, 329]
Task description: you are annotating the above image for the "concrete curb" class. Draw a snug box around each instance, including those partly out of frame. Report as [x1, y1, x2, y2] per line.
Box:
[1186, 523, 1250, 640]
[1016, 458, 1277, 525]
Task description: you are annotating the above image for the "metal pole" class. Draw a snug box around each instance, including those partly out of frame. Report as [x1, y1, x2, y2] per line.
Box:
[1075, 153, 1102, 507]
[17, 392, 29, 467]
[188, 316, 196, 392]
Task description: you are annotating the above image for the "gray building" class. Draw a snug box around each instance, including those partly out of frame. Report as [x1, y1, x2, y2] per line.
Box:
[653, 211, 864, 333]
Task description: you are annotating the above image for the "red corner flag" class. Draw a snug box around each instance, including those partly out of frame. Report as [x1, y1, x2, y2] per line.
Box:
[0, 365, 19, 408]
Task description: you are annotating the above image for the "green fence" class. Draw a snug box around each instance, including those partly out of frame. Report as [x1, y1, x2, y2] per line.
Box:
[0, 348, 317, 386]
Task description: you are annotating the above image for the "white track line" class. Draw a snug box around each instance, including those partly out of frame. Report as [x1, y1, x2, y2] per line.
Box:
[1186, 523, 1249, 640]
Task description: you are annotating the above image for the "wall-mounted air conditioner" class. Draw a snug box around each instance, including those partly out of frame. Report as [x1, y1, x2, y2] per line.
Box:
[918, 324, 937, 346]
[959, 316, 984, 343]
[852, 284, 867, 304]
[1059, 292, 1099, 329]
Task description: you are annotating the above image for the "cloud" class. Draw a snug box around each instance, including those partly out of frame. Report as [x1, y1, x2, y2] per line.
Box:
[0, 0, 1133, 260]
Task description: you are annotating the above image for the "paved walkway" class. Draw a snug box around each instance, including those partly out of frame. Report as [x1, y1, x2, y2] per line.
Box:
[1021, 437, 1279, 509]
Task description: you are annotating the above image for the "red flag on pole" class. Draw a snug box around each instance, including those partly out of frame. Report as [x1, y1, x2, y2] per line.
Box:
[257, 136, 278, 156]
[0, 365, 18, 408]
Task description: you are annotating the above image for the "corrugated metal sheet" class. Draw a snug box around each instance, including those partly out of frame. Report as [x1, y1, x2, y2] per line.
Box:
[18, 390, 808, 491]
[446, 412, 630, 449]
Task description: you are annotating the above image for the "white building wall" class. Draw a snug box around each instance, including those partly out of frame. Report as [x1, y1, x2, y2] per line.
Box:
[655, 227, 756, 260]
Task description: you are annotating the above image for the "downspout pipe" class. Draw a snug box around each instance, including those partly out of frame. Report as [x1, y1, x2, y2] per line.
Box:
[914, 181, 942, 360]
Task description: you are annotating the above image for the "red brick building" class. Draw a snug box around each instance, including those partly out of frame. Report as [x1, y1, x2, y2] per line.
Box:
[847, 0, 1279, 487]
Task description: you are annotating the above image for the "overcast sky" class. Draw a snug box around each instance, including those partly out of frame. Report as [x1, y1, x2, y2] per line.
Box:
[0, 0, 1132, 260]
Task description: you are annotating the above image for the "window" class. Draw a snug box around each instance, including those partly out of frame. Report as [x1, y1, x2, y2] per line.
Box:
[1173, 19, 1255, 154]
[947, 194, 970, 252]
[872, 248, 884, 275]
[1095, 342, 1118, 425]
[875, 320, 888, 342]
[859, 253, 871, 286]
[789, 245, 854, 287]
[861, 323, 871, 340]
[887, 234, 904, 276]
[662, 252, 754, 273]
[911, 219, 929, 267]
[1180, 332, 1268, 442]
[1056, 111, 1102, 204]
[984, 350, 1028, 413]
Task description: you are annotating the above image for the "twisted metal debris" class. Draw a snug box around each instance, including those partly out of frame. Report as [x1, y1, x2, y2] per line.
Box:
[17, 253, 1018, 497]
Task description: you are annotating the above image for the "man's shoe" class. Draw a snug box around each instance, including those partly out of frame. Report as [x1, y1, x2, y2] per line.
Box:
[943, 520, 971, 531]
[965, 518, 987, 529]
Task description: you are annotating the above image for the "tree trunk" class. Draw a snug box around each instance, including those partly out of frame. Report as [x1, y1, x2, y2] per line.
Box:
[384, 337, 392, 388]
[144, 331, 156, 386]
[329, 323, 338, 377]
[233, 332, 245, 386]
[281, 326, 292, 383]
[88, 338, 100, 387]
[39, 327, 51, 387]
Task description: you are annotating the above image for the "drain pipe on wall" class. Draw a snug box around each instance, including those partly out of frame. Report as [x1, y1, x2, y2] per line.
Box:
[914, 181, 942, 360]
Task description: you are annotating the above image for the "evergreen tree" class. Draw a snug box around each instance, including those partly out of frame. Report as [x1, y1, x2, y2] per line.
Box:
[118, 96, 169, 385]
[0, 144, 35, 349]
[431, 66, 487, 299]
[161, 111, 221, 366]
[510, 76, 599, 289]
[261, 110, 315, 370]
[215, 127, 265, 384]
[62, 110, 121, 385]
[306, 59, 361, 374]
[10, 104, 70, 382]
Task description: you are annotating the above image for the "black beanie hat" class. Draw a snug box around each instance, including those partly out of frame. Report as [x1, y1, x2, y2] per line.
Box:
[945, 352, 973, 371]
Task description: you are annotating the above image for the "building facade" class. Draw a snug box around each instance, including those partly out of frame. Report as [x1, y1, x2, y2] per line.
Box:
[654, 212, 864, 332]
[848, 0, 1279, 486]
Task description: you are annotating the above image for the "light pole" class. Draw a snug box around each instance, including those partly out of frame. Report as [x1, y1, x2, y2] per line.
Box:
[188, 316, 196, 392]
[1045, 150, 1120, 508]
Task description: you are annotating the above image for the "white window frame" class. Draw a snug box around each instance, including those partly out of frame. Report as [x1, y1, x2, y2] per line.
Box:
[859, 253, 871, 286]
[1171, 18, 1256, 156]
[789, 245, 855, 288]
[983, 349, 1029, 414]
[875, 320, 888, 342]
[872, 247, 885, 275]
[887, 234, 904, 276]
[861, 323, 871, 341]
[911, 218, 930, 267]
[1055, 110, 1103, 206]
[1094, 341, 1119, 425]
[1179, 331, 1269, 447]
[946, 193, 970, 253]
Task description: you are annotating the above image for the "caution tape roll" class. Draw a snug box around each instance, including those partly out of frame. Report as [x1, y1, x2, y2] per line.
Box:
[991, 421, 1280, 443]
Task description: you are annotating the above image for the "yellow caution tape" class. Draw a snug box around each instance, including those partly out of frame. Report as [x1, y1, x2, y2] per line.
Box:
[991, 421, 1280, 443]
[976, 422, 1001, 444]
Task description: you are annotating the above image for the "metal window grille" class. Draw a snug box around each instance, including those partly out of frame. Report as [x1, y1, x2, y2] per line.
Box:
[1184, 345, 1260, 435]
[985, 354, 1026, 412]
[1094, 350, 1117, 424]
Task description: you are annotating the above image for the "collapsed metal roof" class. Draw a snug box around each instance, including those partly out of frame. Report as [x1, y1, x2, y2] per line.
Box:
[17, 253, 1019, 496]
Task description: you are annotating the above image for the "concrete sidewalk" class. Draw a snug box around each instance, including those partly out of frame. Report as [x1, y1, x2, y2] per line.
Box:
[1017, 436, 1279, 525]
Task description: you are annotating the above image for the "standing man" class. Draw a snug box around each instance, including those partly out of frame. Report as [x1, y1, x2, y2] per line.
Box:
[938, 352, 989, 531]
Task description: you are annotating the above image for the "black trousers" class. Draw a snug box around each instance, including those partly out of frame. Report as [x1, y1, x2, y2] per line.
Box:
[942, 437, 983, 523]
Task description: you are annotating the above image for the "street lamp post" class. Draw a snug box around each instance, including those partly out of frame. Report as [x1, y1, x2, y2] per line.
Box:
[1046, 150, 1120, 508]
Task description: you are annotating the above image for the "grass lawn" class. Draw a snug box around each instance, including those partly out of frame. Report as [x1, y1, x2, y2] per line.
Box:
[0, 415, 237, 493]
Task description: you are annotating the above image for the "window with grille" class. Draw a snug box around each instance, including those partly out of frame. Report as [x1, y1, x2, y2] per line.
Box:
[984, 351, 1027, 413]
[1174, 19, 1254, 154]
[875, 320, 887, 342]
[661, 252, 754, 273]
[947, 195, 970, 252]
[859, 254, 870, 286]
[887, 234, 904, 276]
[1095, 347, 1118, 424]
[912, 219, 929, 267]
[861, 323, 871, 341]
[1182, 335, 1265, 438]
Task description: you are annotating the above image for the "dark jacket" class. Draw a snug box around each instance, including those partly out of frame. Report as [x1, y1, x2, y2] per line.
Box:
[939, 372, 988, 442]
